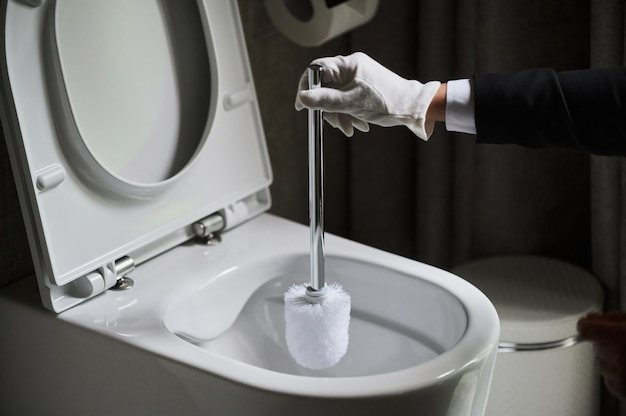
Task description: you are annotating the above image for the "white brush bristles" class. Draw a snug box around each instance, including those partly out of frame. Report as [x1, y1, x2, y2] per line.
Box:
[284, 282, 351, 370]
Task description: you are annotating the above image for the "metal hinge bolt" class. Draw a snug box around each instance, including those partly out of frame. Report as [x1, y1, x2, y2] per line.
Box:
[111, 256, 135, 291]
[193, 213, 225, 245]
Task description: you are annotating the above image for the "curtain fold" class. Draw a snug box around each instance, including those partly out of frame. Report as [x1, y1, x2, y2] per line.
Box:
[589, 1, 626, 414]
[590, 0, 626, 310]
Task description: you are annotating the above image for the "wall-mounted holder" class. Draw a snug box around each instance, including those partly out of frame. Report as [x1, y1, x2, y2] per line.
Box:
[264, 0, 379, 47]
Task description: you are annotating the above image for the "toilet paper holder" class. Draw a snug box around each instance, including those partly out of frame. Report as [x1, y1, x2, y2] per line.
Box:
[264, 0, 379, 47]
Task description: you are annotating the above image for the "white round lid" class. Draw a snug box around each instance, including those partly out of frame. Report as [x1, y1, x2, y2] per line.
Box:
[453, 256, 603, 343]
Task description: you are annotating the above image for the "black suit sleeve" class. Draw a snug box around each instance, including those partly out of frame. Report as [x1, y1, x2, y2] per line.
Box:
[474, 67, 626, 156]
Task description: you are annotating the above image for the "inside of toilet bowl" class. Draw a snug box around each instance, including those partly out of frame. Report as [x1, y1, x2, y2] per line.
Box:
[51, 0, 212, 186]
[166, 255, 468, 377]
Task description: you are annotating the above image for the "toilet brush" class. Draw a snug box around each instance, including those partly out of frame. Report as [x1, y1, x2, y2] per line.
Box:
[284, 64, 351, 370]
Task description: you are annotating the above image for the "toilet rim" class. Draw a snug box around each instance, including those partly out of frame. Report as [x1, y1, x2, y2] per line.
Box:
[59, 215, 500, 398]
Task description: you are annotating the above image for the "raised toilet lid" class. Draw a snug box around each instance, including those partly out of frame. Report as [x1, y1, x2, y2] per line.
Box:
[0, 0, 271, 312]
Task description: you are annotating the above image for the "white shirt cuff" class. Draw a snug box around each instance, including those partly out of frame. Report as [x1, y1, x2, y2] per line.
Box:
[445, 78, 476, 135]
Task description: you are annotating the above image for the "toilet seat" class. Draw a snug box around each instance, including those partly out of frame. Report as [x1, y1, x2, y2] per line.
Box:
[1, 0, 272, 312]
[48, 0, 213, 190]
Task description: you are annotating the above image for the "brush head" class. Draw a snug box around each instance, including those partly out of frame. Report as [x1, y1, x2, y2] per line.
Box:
[284, 282, 351, 370]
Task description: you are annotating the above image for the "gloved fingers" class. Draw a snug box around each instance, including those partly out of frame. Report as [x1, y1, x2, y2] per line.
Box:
[322, 112, 340, 129]
[295, 75, 347, 112]
[322, 113, 369, 136]
[323, 113, 354, 137]
[298, 85, 366, 113]
[295, 54, 355, 111]
[336, 114, 356, 137]
[309, 55, 352, 88]
[351, 117, 370, 133]
[294, 69, 310, 111]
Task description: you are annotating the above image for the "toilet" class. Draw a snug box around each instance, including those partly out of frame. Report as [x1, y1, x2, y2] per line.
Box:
[0, 1, 499, 415]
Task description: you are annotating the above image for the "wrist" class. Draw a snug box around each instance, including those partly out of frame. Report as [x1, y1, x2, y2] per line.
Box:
[404, 80, 441, 140]
[426, 83, 447, 123]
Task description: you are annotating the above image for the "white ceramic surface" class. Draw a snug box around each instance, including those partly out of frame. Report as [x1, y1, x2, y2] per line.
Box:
[164, 254, 467, 378]
[60, 214, 499, 398]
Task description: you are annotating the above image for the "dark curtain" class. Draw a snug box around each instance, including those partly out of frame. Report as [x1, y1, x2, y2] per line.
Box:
[348, 0, 592, 270]
[589, 1, 626, 414]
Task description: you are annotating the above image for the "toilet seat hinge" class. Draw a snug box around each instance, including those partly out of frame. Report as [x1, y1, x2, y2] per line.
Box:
[193, 213, 225, 246]
[111, 256, 135, 291]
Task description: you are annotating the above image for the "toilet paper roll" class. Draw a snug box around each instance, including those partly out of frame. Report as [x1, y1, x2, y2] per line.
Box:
[264, 0, 379, 47]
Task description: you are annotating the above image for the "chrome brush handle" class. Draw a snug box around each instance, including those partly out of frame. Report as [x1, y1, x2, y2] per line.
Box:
[308, 64, 325, 292]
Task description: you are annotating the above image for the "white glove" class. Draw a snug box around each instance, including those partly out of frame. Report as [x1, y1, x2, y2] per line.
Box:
[295, 52, 441, 140]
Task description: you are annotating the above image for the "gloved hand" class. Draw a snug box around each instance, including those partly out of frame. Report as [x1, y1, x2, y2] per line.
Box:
[295, 52, 441, 140]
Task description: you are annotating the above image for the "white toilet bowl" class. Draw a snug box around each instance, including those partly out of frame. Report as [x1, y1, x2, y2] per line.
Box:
[0, 0, 499, 415]
[1, 214, 499, 415]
